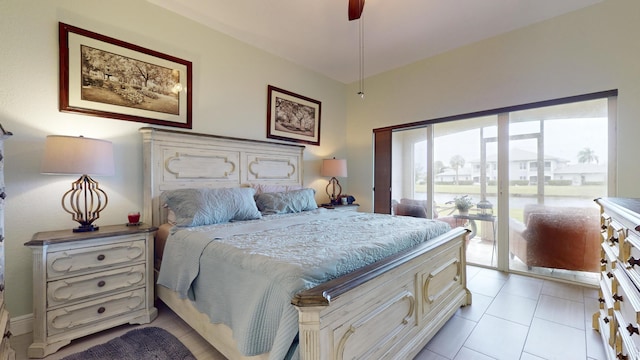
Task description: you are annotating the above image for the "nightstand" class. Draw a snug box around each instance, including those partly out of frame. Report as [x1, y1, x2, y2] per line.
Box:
[24, 223, 158, 358]
[321, 203, 360, 212]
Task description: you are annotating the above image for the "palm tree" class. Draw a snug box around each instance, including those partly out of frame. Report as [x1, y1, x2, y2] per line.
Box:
[577, 147, 599, 164]
[449, 155, 465, 185]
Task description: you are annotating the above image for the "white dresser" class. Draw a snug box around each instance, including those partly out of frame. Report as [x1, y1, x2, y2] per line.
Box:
[25, 224, 158, 358]
[594, 197, 640, 360]
[0, 131, 14, 360]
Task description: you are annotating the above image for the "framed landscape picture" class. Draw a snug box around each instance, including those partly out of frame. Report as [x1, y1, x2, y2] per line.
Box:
[59, 22, 192, 128]
[267, 85, 321, 146]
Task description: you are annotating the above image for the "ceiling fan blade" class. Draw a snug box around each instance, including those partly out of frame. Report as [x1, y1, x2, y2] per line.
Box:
[348, 0, 365, 21]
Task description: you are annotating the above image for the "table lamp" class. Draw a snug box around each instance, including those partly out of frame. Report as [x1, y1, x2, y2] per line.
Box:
[321, 158, 347, 204]
[41, 135, 114, 232]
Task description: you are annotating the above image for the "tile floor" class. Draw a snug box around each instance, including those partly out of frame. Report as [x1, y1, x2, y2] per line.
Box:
[416, 265, 606, 360]
[12, 265, 607, 360]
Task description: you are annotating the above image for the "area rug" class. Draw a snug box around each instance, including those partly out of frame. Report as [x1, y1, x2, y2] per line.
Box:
[62, 327, 196, 360]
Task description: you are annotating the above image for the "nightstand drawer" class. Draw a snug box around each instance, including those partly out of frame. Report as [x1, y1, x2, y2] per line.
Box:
[47, 264, 146, 307]
[47, 239, 145, 279]
[0, 306, 10, 359]
[47, 288, 146, 336]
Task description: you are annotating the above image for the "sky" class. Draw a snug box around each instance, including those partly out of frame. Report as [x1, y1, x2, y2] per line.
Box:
[414, 117, 608, 168]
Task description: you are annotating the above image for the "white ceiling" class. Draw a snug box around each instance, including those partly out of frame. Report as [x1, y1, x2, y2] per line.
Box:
[147, 0, 604, 84]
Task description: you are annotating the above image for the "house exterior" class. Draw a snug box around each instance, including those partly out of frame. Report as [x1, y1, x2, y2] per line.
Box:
[554, 163, 607, 185]
[466, 148, 571, 185]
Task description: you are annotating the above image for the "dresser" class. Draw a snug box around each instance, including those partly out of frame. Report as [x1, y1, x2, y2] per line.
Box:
[0, 131, 13, 360]
[594, 198, 640, 360]
[25, 224, 158, 358]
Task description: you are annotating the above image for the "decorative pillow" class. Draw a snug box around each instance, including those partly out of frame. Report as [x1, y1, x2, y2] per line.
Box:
[395, 203, 428, 218]
[250, 183, 303, 195]
[254, 188, 318, 215]
[161, 187, 262, 227]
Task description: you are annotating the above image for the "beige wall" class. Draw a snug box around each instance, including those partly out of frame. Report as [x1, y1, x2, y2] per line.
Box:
[0, 0, 347, 317]
[345, 0, 640, 212]
[1, 0, 637, 320]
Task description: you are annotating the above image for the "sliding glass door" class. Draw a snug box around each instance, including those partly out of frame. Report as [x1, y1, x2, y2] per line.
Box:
[507, 99, 609, 283]
[433, 117, 498, 267]
[379, 91, 615, 283]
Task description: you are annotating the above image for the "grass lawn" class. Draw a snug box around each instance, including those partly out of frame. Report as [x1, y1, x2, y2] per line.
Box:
[414, 184, 605, 198]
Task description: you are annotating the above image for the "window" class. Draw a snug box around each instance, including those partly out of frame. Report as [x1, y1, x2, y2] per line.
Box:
[373, 90, 616, 285]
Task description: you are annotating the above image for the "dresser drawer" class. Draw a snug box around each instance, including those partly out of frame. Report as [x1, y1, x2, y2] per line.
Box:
[602, 242, 618, 293]
[615, 310, 640, 360]
[47, 288, 146, 336]
[596, 306, 616, 349]
[613, 268, 640, 353]
[47, 240, 145, 279]
[47, 264, 146, 308]
[606, 219, 625, 261]
[600, 278, 615, 318]
[624, 234, 640, 285]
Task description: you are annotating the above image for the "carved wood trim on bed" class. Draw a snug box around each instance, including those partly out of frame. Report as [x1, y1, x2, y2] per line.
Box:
[140, 127, 305, 227]
[141, 127, 472, 360]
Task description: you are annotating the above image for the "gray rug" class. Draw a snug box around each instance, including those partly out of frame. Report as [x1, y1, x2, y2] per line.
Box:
[62, 327, 196, 360]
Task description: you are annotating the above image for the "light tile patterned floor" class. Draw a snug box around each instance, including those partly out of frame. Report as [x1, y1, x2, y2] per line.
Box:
[416, 266, 606, 360]
[12, 265, 606, 360]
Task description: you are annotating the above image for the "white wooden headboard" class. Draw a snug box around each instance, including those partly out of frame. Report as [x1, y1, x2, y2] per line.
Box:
[140, 127, 305, 227]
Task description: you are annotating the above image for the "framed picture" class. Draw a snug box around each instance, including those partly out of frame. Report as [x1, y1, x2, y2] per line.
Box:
[59, 22, 192, 129]
[267, 85, 321, 146]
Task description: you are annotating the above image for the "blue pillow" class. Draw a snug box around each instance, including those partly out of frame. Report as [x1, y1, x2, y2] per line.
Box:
[254, 188, 318, 215]
[162, 187, 262, 227]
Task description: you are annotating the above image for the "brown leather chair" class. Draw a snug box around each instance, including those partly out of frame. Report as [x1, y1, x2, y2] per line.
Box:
[509, 204, 601, 272]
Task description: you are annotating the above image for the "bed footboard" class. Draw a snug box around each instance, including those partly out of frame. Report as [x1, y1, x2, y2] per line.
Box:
[292, 227, 471, 360]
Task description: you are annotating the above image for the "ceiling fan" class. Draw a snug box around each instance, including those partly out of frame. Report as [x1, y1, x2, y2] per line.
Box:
[348, 0, 365, 21]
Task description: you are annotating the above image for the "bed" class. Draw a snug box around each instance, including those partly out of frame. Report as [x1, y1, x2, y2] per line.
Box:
[141, 127, 472, 360]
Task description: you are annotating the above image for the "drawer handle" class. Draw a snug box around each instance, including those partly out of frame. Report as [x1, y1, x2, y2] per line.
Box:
[607, 272, 614, 279]
[598, 297, 606, 303]
[3, 330, 10, 339]
[97, 280, 106, 287]
[604, 317, 610, 323]
[609, 236, 619, 245]
[618, 353, 629, 360]
[97, 254, 105, 261]
[613, 293, 624, 302]
[601, 258, 608, 265]
[629, 257, 640, 268]
[627, 323, 639, 336]
[97, 306, 106, 314]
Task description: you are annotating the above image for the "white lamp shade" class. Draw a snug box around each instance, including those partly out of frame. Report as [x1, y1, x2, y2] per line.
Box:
[321, 158, 347, 177]
[41, 135, 115, 176]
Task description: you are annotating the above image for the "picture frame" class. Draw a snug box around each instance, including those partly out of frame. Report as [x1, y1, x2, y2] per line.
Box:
[267, 85, 321, 146]
[59, 22, 192, 129]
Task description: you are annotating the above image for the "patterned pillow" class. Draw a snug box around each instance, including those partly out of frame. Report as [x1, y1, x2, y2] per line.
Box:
[254, 188, 318, 215]
[161, 187, 262, 227]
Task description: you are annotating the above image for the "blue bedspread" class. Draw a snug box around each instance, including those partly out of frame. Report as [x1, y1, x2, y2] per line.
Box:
[157, 209, 450, 360]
